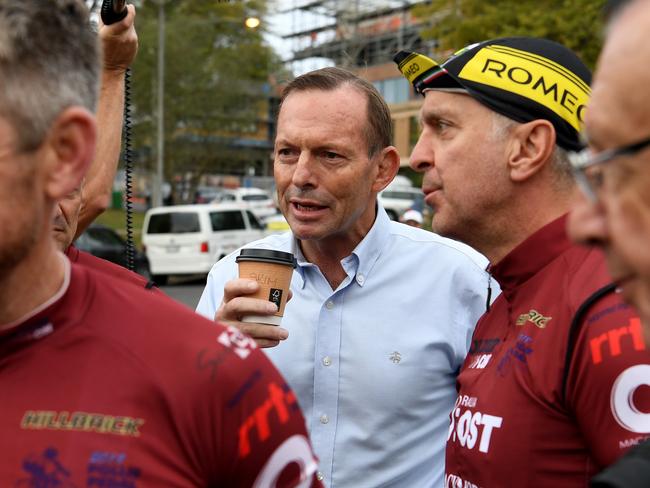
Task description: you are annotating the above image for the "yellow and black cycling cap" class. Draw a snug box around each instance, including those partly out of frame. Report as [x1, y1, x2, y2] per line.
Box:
[394, 37, 591, 151]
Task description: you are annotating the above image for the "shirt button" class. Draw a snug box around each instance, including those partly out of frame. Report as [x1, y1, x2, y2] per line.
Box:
[320, 414, 329, 424]
[356, 273, 365, 284]
[322, 356, 332, 366]
[325, 300, 334, 310]
[316, 472, 324, 481]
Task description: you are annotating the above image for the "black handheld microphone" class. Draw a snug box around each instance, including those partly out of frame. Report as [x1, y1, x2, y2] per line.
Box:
[101, 0, 128, 25]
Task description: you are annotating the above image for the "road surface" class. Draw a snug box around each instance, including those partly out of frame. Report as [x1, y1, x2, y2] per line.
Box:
[159, 275, 206, 311]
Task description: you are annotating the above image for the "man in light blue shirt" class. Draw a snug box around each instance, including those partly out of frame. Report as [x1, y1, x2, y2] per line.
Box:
[197, 67, 493, 487]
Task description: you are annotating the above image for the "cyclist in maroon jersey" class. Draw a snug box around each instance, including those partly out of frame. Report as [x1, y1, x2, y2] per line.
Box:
[0, 1, 320, 485]
[396, 35, 650, 487]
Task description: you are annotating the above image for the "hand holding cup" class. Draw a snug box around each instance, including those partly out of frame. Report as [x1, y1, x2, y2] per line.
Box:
[215, 279, 290, 348]
[215, 249, 296, 348]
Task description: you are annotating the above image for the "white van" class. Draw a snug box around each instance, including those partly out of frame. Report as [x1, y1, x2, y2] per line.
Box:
[213, 187, 277, 220]
[142, 203, 265, 285]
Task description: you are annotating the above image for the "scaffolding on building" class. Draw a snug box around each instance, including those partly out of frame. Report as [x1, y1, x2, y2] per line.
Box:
[279, 0, 435, 70]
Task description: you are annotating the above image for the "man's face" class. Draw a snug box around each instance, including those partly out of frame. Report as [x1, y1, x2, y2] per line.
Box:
[0, 116, 42, 274]
[567, 7, 650, 330]
[274, 86, 383, 244]
[52, 186, 82, 252]
[409, 90, 511, 248]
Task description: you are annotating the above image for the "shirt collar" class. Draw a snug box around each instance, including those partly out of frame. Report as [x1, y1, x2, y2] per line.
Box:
[349, 205, 391, 286]
[290, 205, 391, 289]
[489, 214, 572, 299]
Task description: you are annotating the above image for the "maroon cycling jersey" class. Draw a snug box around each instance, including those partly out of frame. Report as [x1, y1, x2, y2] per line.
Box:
[0, 262, 320, 487]
[445, 215, 650, 488]
[65, 245, 156, 291]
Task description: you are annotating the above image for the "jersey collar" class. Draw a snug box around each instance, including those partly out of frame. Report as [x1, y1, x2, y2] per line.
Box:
[489, 214, 573, 299]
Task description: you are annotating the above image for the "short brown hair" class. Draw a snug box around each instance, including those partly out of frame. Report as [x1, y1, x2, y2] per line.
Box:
[279, 67, 393, 158]
[0, 0, 100, 151]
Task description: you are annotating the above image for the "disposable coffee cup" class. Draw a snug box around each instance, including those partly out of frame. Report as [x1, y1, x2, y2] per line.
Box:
[236, 249, 297, 326]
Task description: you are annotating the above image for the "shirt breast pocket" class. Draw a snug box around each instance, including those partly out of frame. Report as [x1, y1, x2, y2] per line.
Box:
[340, 321, 457, 414]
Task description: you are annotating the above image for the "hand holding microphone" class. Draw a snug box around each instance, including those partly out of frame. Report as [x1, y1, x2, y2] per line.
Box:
[99, 1, 138, 74]
[101, 0, 127, 25]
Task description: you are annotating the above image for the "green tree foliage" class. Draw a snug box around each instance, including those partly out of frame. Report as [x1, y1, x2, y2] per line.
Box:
[129, 0, 283, 178]
[413, 0, 607, 69]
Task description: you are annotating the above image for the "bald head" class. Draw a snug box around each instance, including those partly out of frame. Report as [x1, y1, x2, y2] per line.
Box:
[586, 1, 650, 145]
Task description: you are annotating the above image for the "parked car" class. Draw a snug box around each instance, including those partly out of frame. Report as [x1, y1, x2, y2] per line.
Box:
[74, 223, 151, 279]
[378, 182, 425, 221]
[142, 203, 265, 285]
[213, 187, 277, 220]
[193, 185, 223, 204]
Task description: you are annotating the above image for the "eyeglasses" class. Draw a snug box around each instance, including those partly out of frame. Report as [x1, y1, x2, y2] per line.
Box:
[569, 135, 650, 202]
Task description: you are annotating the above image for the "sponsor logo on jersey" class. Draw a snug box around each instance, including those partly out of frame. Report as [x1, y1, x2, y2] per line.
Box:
[496, 333, 534, 376]
[456, 395, 478, 408]
[197, 326, 258, 382]
[218, 325, 258, 360]
[590, 317, 646, 365]
[21, 411, 144, 437]
[619, 435, 650, 450]
[238, 381, 299, 458]
[252, 435, 318, 488]
[87, 451, 141, 487]
[445, 473, 479, 488]
[467, 338, 500, 369]
[448, 396, 503, 454]
[586, 302, 630, 325]
[610, 364, 650, 434]
[516, 309, 552, 328]
[468, 353, 492, 369]
[196, 347, 231, 382]
[17, 447, 75, 487]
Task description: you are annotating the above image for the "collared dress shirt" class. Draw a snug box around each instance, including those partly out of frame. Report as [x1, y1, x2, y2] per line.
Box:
[197, 206, 493, 487]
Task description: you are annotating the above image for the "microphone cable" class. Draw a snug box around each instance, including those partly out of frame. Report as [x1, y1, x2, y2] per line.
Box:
[101, 0, 135, 272]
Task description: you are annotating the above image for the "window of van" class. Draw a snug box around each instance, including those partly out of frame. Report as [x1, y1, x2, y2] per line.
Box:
[242, 194, 269, 202]
[246, 211, 265, 230]
[147, 212, 200, 234]
[210, 210, 245, 231]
